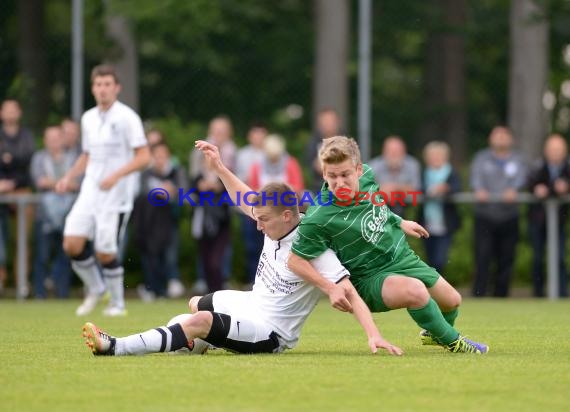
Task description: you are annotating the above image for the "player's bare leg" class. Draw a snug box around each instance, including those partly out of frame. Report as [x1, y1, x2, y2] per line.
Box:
[188, 296, 202, 313]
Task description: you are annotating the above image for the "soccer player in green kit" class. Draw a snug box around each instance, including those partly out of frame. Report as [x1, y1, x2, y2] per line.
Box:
[288, 136, 488, 354]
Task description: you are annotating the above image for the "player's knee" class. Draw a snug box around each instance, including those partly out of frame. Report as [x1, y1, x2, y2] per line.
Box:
[450, 290, 462, 308]
[96, 252, 116, 266]
[407, 279, 430, 307]
[182, 310, 213, 334]
[188, 296, 202, 313]
[184, 311, 212, 331]
[64, 238, 88, 259]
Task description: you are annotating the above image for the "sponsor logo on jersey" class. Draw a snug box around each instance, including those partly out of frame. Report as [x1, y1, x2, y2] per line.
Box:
[360, 204, 388, 244]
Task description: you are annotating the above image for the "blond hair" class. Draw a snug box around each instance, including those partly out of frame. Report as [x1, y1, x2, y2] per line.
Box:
[319, 135, 361, 167]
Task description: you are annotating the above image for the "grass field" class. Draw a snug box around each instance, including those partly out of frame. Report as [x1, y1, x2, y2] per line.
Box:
[1, 298, 569, 412]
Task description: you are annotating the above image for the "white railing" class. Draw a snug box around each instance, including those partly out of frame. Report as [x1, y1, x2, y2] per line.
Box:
[422, 192, 569, 300]
[1, 192, 567, 300]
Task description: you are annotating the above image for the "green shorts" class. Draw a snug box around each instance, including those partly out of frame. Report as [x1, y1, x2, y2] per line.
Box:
[351, 249, 440, 312]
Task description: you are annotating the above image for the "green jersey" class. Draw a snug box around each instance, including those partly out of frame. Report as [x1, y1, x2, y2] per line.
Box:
[291, 164, 410, 282]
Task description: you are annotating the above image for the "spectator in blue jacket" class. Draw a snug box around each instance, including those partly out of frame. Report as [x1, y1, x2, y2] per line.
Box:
[418, 141, 461, 274]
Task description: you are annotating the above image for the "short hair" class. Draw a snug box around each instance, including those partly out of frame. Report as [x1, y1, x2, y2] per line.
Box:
[248, 120, 267, 130]
[253, 182, 299, 217]
[423, 140, 450, 160]
[209, 115, 234, 135]
[318, 107, 338, 116]
[91, 64, 119, 84]
[151, 141, 170, 153]
[2, 98, 20, 107]
[43, 125, 62, 135]
[319, 135, 362, 167]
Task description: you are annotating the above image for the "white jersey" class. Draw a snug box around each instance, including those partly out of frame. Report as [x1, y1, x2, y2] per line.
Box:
[250, 225, 349, 348]
[79, 101, 147, 212]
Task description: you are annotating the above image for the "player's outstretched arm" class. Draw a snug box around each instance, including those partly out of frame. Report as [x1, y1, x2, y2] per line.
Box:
[195, 139, 255, 219]
[287, 252, 353, 312]
[338, 278, 403, 356]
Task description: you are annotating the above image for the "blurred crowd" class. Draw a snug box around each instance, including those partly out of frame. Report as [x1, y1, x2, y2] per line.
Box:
[0, 99, 568, 300]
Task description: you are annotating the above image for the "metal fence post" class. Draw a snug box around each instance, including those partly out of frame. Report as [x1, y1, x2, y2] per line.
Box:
[16, 198, 28, 300]
[545, 198, 560, 300]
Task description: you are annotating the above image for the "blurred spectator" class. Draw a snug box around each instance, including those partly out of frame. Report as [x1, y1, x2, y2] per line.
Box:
[146, 128, 165, 147]
[235, 122, 266, 181]
[417, 141, 461, 274]
[527, 134, 569, 297]
[61, 118, 81, 158]
[306, 108, 342, 194]
[235, 122, 267, 288]
[143, 128, 185, 298]
[30, 126, 78, 298]
[189, 116, 236, 293]
[133, 143, 188, 301]
[470, 126, 528, 297]
[0, 99, 36, 296]
[249, 134, 305, 194]
[368, 136, 421, 216]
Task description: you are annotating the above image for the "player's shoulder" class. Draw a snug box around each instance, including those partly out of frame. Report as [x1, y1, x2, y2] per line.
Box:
[82, 107, 98, 121]
[299, 203, 336, 227]
[112, 101, 142, 119]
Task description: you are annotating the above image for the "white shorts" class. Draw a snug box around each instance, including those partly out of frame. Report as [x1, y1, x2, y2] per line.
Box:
[63, 202, 129, 254]
[199, 290, 286, 354]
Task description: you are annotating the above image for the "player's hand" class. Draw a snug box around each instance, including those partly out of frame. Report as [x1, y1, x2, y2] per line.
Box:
[554, 178, 569, 195]
[368, 336, 404, 356]
[195, 140, 224, 172]
[533, 183, 549, 199]
[400, 219, 429, 238]
[502, 188, 517, 203]
[55, 176, 71, 194]
[100, 173, 119, 190]
[328, 283, 353, 313]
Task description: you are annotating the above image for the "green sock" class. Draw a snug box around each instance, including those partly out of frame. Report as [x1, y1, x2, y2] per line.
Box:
[407, 299, 459, 345]
[442, 307, 459, 327]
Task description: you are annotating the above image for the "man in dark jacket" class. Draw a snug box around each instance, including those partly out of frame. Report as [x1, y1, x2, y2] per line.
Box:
[527, 134, 570, 297]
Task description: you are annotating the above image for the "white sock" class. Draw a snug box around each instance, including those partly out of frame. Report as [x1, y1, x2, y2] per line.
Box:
[71, 256, 105, 296]
[115, 325, 187, 356]
[102, 265, 125, 309]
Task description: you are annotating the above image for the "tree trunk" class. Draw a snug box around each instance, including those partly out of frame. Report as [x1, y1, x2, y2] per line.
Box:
[420, 0, 467, 167]
[104, 8, 139, 112]
[442, 0, 467, 166]
[17, 0, 49, 132]
[508, 0, 548, 159]
[313, 0, 349, 130]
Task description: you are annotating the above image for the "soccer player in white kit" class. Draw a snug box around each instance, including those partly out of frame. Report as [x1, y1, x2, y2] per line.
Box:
[81, 141, 402, 356]
[56, 65, 150, 317]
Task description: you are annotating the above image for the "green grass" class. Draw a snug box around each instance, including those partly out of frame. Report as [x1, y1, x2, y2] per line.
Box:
[1, 299, 569, 412]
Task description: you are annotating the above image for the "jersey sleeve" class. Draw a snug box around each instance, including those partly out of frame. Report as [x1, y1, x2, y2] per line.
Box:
[389, 207, 402, 226]
[291, 220, 330, 259]
[81, 114, 89, 153]
[310, 249, 350, 283]
[126, 112, 147, 149]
